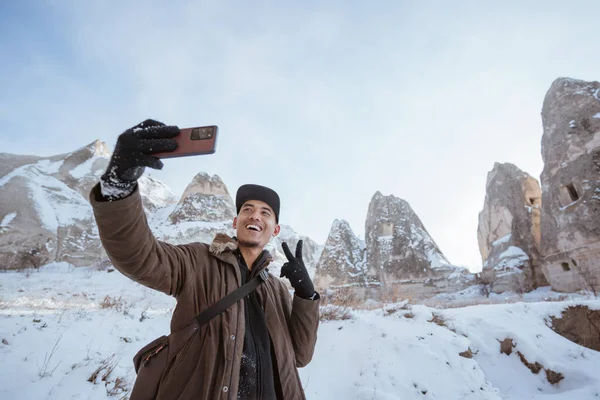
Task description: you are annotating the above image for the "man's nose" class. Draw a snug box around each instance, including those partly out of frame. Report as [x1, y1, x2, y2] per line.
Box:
[249, 210, 262, 220]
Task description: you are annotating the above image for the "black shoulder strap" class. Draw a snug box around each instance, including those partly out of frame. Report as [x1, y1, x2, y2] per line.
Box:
[195, 269, 270, 327]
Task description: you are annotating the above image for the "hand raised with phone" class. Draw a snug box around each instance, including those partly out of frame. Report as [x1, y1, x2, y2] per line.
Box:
[102, 119, 180, 185]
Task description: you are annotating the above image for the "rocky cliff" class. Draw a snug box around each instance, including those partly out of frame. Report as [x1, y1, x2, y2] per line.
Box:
[539, 77, 600, 293]
[477, 162, 548, 293]
[314, 219, 366, 288]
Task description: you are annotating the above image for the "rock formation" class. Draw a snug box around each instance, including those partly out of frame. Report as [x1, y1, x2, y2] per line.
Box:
[0, 143, 320, 272]
[314, 219, 366, 288]
[0, 141, 110, 269]
[365, 192, 449, 282]
[477, 162, 548, 293]
[266, 225, 323, 279]
[364, 191, 470, 298]
[540, 77, 600, 293]
[168, 173, 236, 224]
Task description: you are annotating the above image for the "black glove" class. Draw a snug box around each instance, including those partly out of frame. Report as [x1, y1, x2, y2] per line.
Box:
[280, 240, 317, 300]
[101, 119, 179, 189]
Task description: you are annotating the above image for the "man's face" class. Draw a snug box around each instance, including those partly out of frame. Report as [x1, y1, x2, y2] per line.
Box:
[233, 200, 280, 249]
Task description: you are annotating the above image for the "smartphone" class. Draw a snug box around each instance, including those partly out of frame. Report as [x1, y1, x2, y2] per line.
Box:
[154, 125, 218, 158]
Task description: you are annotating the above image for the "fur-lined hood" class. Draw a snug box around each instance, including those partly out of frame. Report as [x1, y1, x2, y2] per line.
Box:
[209, 233, 274, 268]
[209, 233, 239, 255]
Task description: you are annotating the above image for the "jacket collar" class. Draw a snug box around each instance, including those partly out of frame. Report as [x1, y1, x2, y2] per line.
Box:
[209, 233, 239, 256]
[209, 233, 273, 273]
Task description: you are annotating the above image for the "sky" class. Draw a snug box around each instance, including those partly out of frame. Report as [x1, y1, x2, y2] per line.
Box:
[2, 0, 600, 271]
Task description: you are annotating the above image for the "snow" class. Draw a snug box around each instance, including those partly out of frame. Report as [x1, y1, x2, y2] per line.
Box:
[498, 246, 529, 260]
[559, 200, 579, 211]
[26, 172, 94, 232]
[2, 264, 600, 399]
[593, 113, 600, 119]
[0, 160, 94, 232]
[492, 234, 511, 247]
[426, 247, 451, 269]
[35, 159, 64, 175]
[0, 212, 17, 232]
[494, 246, 530, 273]
[138, 175, 176, 208]
[69, 156, 98, 179]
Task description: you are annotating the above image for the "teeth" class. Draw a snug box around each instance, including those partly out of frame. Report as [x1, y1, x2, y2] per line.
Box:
[246, 224, 261, 232]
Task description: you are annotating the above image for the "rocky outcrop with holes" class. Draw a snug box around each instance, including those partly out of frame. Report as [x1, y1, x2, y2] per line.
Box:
[477, 162, 548, 293]
[539, 77, 600, 293]
[314, 219, 367, 289]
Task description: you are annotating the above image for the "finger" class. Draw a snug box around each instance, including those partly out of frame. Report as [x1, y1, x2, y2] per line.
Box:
[282, 242, 294, 261]
[139, 139, 178, 154]
[132, 119, 165, 130]
[295, 240, 303, 259]
[137, 125, 180, 140]
[280, 263, 289, 278]
[140, 154, 164, 170]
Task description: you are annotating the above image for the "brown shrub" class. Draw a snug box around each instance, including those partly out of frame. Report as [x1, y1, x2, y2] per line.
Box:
[499, 338, 515, 355]
[319, 305, 353, 321]
[428, 313, 447, 327]
[545, 369, 564, 385]
[459, 348, 473, 359]
[517, 351, 543, 374]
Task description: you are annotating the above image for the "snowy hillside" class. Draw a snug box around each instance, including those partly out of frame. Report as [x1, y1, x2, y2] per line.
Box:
[1, 264, 599, 399]
[0, 143, 322, 272]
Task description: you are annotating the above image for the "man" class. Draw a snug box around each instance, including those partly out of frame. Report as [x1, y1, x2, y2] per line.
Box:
[89, 119, 319, 399]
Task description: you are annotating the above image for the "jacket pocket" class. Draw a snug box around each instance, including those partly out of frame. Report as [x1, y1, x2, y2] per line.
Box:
[130, 335, 169, 400]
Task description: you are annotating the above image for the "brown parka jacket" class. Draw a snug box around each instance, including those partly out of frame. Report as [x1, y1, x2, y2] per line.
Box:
[89, 184, 319, 399]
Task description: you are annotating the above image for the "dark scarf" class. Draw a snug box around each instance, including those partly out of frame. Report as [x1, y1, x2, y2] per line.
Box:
[235, 250, 281, 400]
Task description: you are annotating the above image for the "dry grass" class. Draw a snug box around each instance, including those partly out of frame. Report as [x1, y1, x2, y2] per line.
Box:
[88, 354, 131, 398]
[100, 295, 130, 314]
[88, 354, 117, 384]
[106, 376, 129, 397]
[320, 288, 366, 309]
[459, 348, 474, 358]
[383, 300, 412, 317]
[38, 336, 62, 379]
[428, 313, 447, 327]
[319, 305, 353, 321]
[90, 259, 114, 272]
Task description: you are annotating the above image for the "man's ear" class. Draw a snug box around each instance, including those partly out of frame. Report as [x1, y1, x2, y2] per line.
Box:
[273, 224, 281, 237]
[233, 216, 238, 229]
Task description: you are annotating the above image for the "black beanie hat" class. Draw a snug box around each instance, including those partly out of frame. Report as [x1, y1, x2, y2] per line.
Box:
[236, 184, 280, 222]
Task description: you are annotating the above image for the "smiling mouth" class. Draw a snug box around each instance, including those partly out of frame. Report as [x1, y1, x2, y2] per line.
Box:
[245, 224, 262, 232]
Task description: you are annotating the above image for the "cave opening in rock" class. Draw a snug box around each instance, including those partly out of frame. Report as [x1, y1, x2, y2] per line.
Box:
[566, 183, 579, 202]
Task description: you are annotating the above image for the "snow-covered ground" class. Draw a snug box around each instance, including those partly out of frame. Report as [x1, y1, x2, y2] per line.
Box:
[1, 263, 599, 399]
